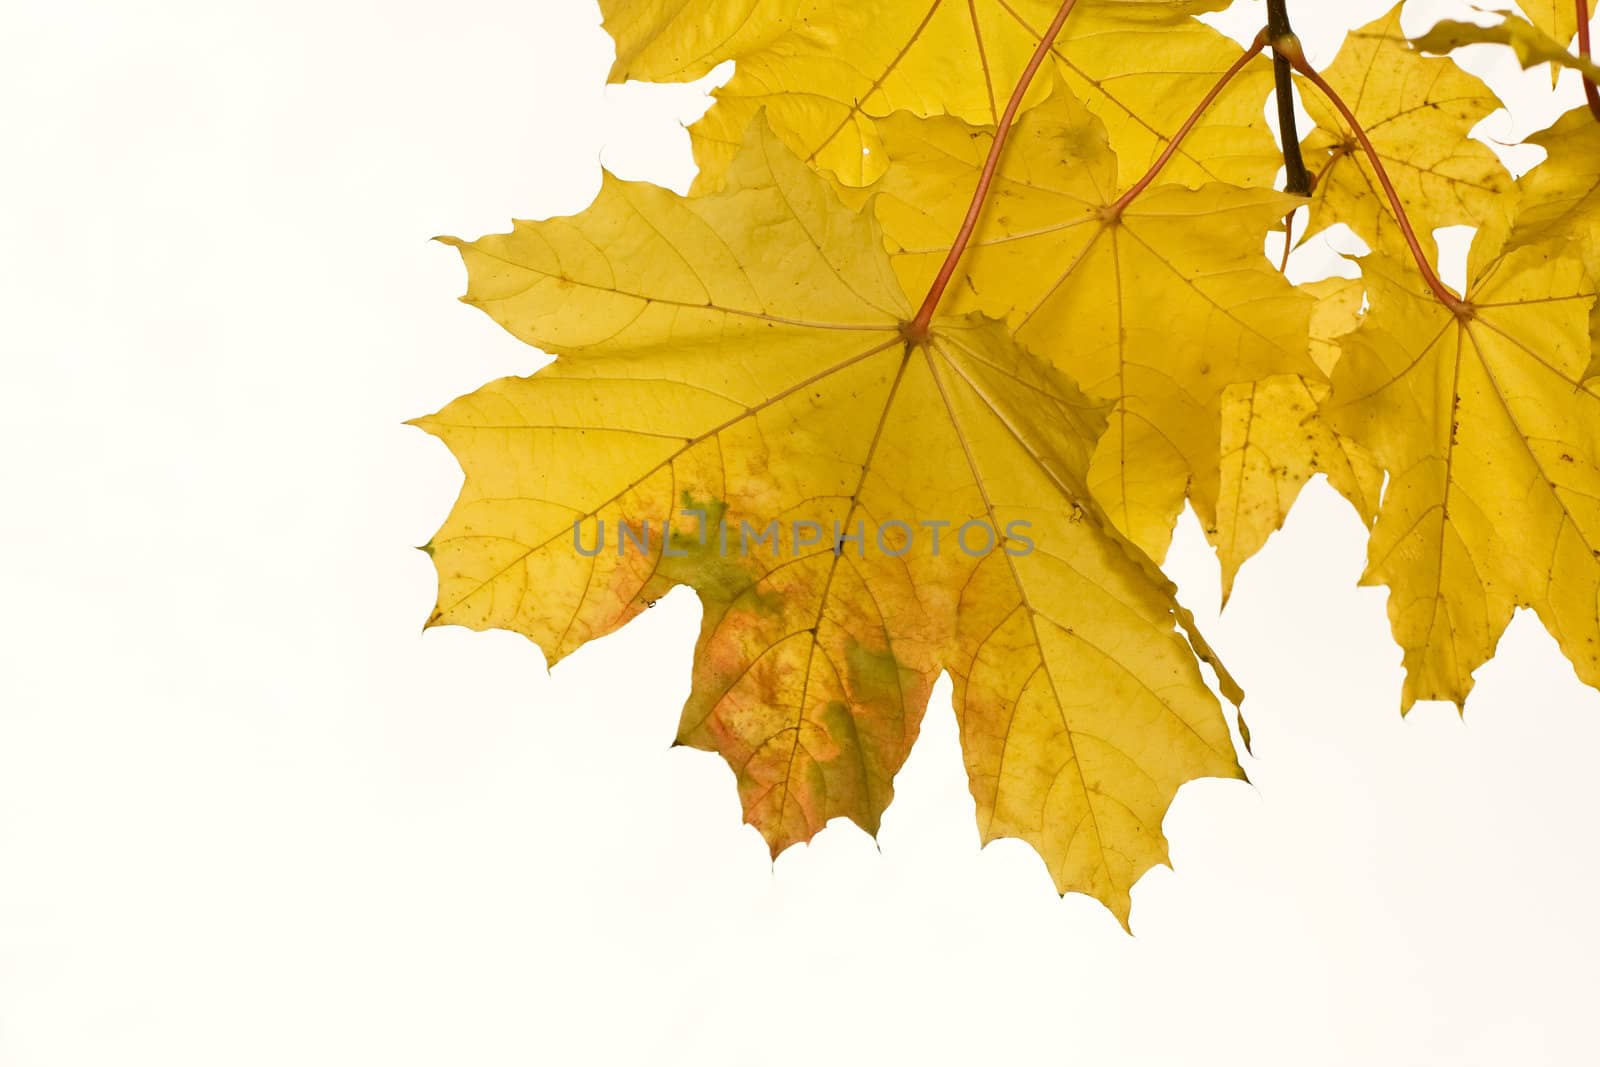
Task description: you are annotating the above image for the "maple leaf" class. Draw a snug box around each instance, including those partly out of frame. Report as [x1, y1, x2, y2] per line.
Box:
[414, 118, 1243, 922]
[853, 82, 1315, 561]
[1326, 239, 1600, 708]
[1296, 4, 1512, 261]
[599, 0, 1278, 190]
[1215, 277, 1382, 599]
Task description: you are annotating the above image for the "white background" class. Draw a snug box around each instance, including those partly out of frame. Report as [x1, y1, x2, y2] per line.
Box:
[4, 1, 1599, 1063]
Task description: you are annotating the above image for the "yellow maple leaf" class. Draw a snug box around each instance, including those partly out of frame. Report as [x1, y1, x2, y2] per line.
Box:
[600, 0, 1277, 189]
[414, 117, 1243, 922]
[854, 83, 1315, 562]
[1214, 278, 1383, 599]
[1327, 241, 1600, 709]
[1298, 3, 1512, 261]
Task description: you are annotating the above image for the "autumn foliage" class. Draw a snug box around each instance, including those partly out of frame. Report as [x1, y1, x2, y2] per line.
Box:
[410, 0, 1600, 922]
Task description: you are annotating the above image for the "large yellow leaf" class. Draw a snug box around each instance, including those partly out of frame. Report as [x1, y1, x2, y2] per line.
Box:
[1298, 3, 1512, 261]
[1327, 243, 1600, 709]
[599, 0, 1277, 189]
[415, 117, 1242, 922]
[856, 85, 1314, 562]
[1214, 278, 1383, 599]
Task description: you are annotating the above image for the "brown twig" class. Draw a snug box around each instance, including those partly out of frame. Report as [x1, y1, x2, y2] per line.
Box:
[1267, 0, 1312, 195]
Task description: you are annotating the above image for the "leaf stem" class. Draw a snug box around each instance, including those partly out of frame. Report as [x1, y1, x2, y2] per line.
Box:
[1287, 51, 1470, 315]
[1579, 0, 1600, 121]
[906, 0, 1080, 340]
[1267, 0, 1311, 194]
[1309, 140, 1354, 192]
[1106, 32, 1266, 215]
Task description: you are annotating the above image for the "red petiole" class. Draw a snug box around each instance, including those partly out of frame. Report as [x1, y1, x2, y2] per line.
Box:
[1579, 0, 1600, 121]
[1106, 32, 1266, 216]
[905, 0, 1081, 340]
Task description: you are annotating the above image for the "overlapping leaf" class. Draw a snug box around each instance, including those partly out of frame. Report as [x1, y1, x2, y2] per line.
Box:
[854, 84, 1314, 562]
[1297, 4, 1512, 260]
[1511, 106, 1600, 286]
[1215, 277, 1382, 598]
[600, 0, 1278, 189]
[415, 118, 1243, 921]
[1524, 0, 1580, 50]
[1412, 12, 1600, 84]
[1521, 0, 1581, 84]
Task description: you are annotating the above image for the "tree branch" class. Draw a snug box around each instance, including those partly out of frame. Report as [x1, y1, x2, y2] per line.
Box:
[1267, 0, 1311, 195]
